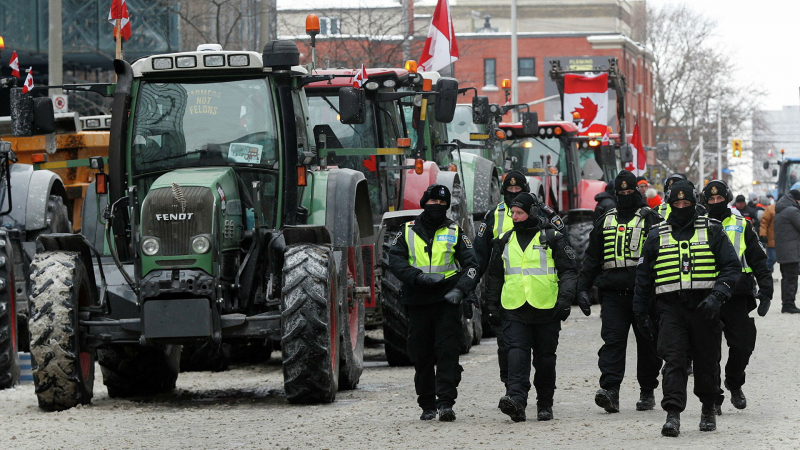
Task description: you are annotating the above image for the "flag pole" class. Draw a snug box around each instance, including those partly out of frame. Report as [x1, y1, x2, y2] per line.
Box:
[115, 19, 123, 60]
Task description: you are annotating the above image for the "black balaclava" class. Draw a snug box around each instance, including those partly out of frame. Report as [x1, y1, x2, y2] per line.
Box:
[702, 180, 731, 220]
[502, 170, 530, 206]
[509, 192, 542, 231]
[419, 184, 451, 230]
[614, 170, 642, 212]
[667, 180, 697, 227]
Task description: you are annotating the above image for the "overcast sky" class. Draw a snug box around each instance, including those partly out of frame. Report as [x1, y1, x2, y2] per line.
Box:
[648, 0, 799, 111]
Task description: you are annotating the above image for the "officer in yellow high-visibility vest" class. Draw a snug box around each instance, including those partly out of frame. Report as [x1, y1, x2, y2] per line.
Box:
[701, 180, 773, 414]
[633, 180, 741, 437]
[388, 184, 479, 423]
[485, 192, 577, 423]
[473, 170, 565, 392]
[656, 173, 707, 220]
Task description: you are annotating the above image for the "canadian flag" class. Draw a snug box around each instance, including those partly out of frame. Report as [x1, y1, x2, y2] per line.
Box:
[563, 73, 608, 137]
[601, 129, 610, 146]
[108, 0, 132, 41]
[624, 121, 647, 176]
[418, 0, 458, 73]
[353, 63, 368, 88]
[9, 51, 20, 78]
[21, 67, 34, 94]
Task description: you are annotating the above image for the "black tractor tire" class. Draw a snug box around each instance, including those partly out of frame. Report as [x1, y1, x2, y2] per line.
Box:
[97, 344, 181, 398]
[460, 305, 474, 354]
[567, 221, 593, 272]
[281, 244, 340, 404]
[30, 195, 72, 238]
[380, 226, 412, 367]
[0, 229, 19, 389]
[338, 221, 366, 390]
[471, 303, 483, 346]
[179, 342, 231, 372]
[28, 251, 95, 411]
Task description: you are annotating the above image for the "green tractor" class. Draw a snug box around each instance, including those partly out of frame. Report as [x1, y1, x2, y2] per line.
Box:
[23, 41, 377, 411]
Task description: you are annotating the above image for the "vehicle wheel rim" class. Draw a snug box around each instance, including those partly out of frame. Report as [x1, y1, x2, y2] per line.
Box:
[80, 352, 91, 380]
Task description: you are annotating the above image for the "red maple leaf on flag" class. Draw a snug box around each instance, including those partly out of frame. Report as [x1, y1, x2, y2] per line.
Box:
[572, 97, 598, 128]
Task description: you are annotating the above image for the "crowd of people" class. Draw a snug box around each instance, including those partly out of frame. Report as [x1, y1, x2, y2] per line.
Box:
[387, 169, 791, 437]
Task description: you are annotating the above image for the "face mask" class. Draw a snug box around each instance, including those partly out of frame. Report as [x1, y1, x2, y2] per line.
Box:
[421, 203, 448, 228]
[706, 202, 729, 219]
[616, 192, 640, 211]
[512, 207, 541, 231]
[670, 205, 695, 226]
[504, 191, 521, 206]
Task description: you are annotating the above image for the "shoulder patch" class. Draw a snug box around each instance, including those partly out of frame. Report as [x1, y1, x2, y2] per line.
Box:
[542, 204, 554, 214]
[550, 216, 564, 230]
[498, 203, 505, 211]
[462, 234, 473, 248]
[637, 257, 644, 265]
[477, 222, 487, 237]
[564, 245, 575, 259]
[467, 267, 477, 279]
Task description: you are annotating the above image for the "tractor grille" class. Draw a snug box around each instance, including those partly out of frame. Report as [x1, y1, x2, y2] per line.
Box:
[141, 186, 214, 256]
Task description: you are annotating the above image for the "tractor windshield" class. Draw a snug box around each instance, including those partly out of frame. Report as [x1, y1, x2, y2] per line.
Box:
[132, 79, 279, 173]
[307, 94, 378, 149]
[447, 105, 485, 155]
[503, 136, 564, 176]
[783, 161, 800, 193]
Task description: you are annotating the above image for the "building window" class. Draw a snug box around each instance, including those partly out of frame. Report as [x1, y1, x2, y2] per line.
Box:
[518, 58, 535, 77]
[320, 17, 339, 35]
[484, 58, 496, 86]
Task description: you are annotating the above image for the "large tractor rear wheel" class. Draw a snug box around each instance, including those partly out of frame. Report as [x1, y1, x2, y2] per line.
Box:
[281, 244, 340, 404]
[0, 229, 19, 389]
[97, 344, 181, 398]
[567, 221, 593, 272]
[380, 227, 412, 366]
[471, 302, 483, 346]
[460, 307, 474, 354]
[28, 251, 95, 411]
[338, 222, 366, 390]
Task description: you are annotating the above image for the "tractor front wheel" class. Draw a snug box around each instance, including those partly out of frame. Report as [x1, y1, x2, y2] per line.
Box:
[281, 244, 340, 404]
[97, 344, 181, 398]
[0, 229, 18, 389]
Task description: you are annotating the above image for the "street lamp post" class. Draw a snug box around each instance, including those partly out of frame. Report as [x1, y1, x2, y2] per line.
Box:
[510, 0, 518, 121]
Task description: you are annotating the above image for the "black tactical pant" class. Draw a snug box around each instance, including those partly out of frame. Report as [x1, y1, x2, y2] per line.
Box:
[598, 289, 662, 392]
[504, 319, 560, 409]
[780, 262, 799, 306]
[407, 301, 462, 410]
[716, 294, 757, 404]
[656, 298, 723, 412]
[491, 322, 509, 387]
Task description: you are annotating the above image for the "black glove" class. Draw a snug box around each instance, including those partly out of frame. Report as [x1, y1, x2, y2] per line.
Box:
[462, 297, 474, 319]
[577, 291, 592, 316]
[634, 312, 655, 342]
[487, 310, 503, 326]
[554, 299, 571, 321]
[697, 290, 725, 320]
[759, 235, 768, 245]
[415, 272, 446, 286]
[444, 288, 465, 305]
[756, 292, 771, 317]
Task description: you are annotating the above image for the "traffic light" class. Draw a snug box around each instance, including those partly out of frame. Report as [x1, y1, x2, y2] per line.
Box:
[732, 139, 743, 157]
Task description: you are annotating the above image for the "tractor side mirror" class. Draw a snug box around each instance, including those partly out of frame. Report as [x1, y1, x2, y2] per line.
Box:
[472, 96, 490, 124]
[773, 169, 778, 177]
[521, 111, 538, 136]
[434, 77, 459, 123]
[338, 87, 366, 124]
[32, 98, 56, 135]
[619, 144, 634, 164]
[763, 161, 770, 170]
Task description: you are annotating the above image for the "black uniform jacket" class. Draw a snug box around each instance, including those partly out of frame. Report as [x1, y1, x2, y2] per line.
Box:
[484, 226, 578, 323]
[474, 202, 565, 276]
[717, 210, 773, 307]
[632, 211, 742, 314]
[578, 206, 663, 293]
[388, 217, 480, 306]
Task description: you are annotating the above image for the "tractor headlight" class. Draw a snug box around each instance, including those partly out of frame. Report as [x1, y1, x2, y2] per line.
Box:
[191, 235, 211, 254]
[142, 237, 160, 256]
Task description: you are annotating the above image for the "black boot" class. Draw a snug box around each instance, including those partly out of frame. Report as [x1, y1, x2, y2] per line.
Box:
[715, 403, 722, 416]
[730, 388, 747, 410]
[661, 412, 681, 437]
[438, 406, 456, 422]
[636, 390, 656, 411]
[420, 409, 437, 421]
[499, 396, 526, 422]
[595, 388, 620, 413]
[699, 404, 717, 432]
[537, 405, 553, 421]
[782, 303, 800, 314]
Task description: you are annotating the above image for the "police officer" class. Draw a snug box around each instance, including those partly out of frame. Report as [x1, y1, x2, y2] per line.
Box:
[633, 180, 742, 437]
[654, 173, 688, 218]
[577, 170, 663, 413]
[474, 170, 565, 391]
[388, 184, 479, 422]
[484, 192, 577, 422]
[702, 180, 773, 414]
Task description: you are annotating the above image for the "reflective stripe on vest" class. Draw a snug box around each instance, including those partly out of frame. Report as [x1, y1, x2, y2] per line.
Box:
[656, 203, 671, 219]
[654, 217, 718, 294]
[405, 222, 460, 277]
[493, 202, 514, 239]
[722, 215, 752, 273]
[601, 207, 649, 269]
[500, 230, 558, 310]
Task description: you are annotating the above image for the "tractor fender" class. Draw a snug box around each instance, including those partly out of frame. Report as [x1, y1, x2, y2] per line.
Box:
[325, 168, 373, 248]
[402, 160, 439, 210]
[526, 176, 545, 203]
[35, 233, 99, 296]
[577, 179, 607, 210]
[2, 164, 66, 232]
